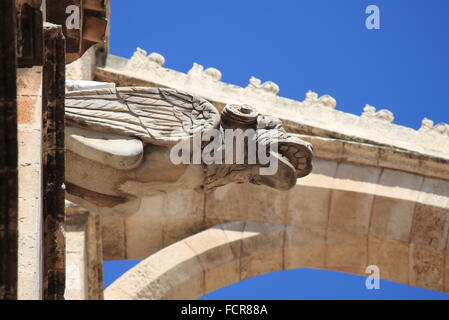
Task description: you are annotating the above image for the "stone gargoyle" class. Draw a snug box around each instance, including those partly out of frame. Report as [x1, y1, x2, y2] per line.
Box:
[64, 87, 313, 215]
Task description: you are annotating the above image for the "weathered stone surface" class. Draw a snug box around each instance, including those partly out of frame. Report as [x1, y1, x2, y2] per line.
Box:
[17, 66, 43, 300]
[368, 236, 409, 285]
[240, 222, 285, 280]
[328, 163, 380, 235]
[409, 244, 445, 292]
[16, 0, 43, 68]
[284, 226, 326, 269]
[101, 216, 126, 260]
[445, 243, 449, 293]
[124, 196, 164, 259]
[183, 227, 238, 294]
[65, 203, 104, 300]
[106, 240, 204, 300]
[325, 230, 367, 269]
[42, 22, 66, 300]
[411, 204, 449, 250]
[369, 169, 423, 242]
[204, 183, 249, 227]
[66, 47, 96, 81]
[0, 0, 19, 300]
[245, 186, 289, 225]
[287, 159, 337, 228]
[162, 189, 205, 247]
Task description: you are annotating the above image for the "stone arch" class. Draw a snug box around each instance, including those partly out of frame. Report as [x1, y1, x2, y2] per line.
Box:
[104, 218, 449, 300]
[103, 155, 449, 299]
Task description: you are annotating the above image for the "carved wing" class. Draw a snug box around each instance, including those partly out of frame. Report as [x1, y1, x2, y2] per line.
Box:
[65, 87, 221, 146]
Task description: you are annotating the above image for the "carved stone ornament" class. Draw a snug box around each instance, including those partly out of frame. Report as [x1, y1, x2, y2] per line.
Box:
[361, 104, 394, 123]
[247, 77, 279, 95]
[127, 48, 165, 71]
[419, 117, 449, 137]
[304, 90, 337, 108]
[64, 87, 313, 213]
[188, 63, 222, 81]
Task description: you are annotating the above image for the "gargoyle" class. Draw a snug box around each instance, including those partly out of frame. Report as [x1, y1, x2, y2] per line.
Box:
[64, 87, 313, 215]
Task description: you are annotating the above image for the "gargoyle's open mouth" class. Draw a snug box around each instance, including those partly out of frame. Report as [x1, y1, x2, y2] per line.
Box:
[253, 136, 313, 190]
[278, 139, 313, 178]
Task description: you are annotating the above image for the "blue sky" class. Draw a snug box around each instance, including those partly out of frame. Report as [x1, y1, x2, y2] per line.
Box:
[104, 0, 449, 299]
[103, 261, 449, 300]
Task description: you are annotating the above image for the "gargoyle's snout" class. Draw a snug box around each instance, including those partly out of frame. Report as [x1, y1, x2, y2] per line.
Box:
[277, 135, 313, 179]
[253, 135, 313, 191]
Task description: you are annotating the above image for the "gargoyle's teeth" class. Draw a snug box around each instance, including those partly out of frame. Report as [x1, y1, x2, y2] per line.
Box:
[297, 158, 307, 164]
[277, 141, 312, 176]
[289, 146, 298, 154]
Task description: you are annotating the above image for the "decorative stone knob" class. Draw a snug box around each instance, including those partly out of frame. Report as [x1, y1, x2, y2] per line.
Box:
[221, 104, 258, 128]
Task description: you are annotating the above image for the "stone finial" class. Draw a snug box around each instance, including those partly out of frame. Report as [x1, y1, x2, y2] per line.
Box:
[361, 104, 394, 123]
[305, 90, 319, 103]
[148, 52, 165, 66]
[188, 63, 222, 81]
[435, 123, 449, 135]
[187, 62, 203, 75]
[304, 91, 337, 108]
[420, 117, 449, 136]
[318, 95, 337, 109]
[419, 118, 434, 132]
[247, 76, 279, 95]
[248, 76, 262, 88]
[129, 47, 148, 65]
[127, 48, 165, 71]
[362, 104, 376, 117]
[204, 67, 222, 81]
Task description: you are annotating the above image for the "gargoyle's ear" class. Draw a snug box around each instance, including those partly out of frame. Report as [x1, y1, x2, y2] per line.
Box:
[221, 104, 258, 129]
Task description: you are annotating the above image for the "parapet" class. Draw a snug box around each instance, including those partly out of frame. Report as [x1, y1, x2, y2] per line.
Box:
[92, 48, 449, 162]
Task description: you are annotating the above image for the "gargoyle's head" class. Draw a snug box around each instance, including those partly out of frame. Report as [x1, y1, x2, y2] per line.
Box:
[205, 104, 313, 191]
[250, 114, 313, 190]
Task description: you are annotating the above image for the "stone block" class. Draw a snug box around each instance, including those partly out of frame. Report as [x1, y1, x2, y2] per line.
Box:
[326, 230, 367, 268]
[368, 237, 409, 285]
[284, 226, 326, 269]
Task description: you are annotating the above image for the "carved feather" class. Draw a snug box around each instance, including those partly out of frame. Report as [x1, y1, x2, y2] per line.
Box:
[65, 87, 221, 146]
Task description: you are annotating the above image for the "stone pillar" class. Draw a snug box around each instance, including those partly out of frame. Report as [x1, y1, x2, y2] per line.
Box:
[16, 1, 45, 299]
[12, 0, 110, 300]
[15, 0, 45, 300]
[17, 65, 44, 300]
[0, 0, 19, 300]
[42, 22, 66, 300]
[65, 202, 104, 300]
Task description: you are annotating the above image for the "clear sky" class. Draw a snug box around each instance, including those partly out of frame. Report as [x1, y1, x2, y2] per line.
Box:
[104, 0, 449, 299]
